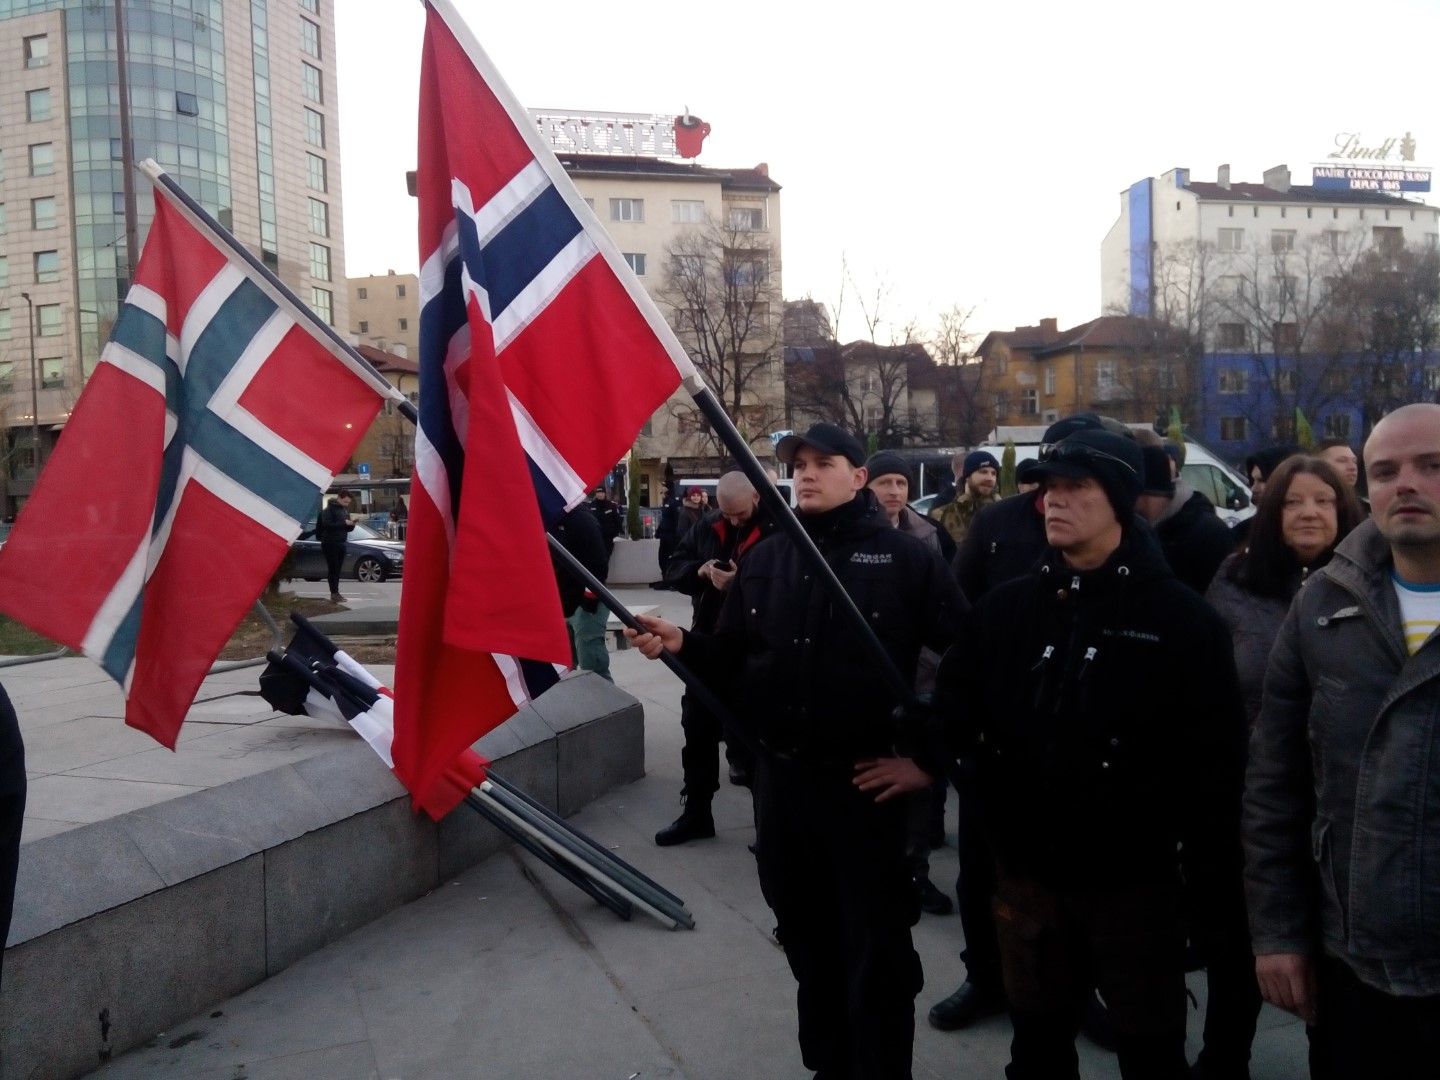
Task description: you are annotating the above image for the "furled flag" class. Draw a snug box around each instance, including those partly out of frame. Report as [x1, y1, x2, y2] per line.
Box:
[396, 0, 693, 812]
[0, 185, 391, 748]
[259, 615, 487, 821]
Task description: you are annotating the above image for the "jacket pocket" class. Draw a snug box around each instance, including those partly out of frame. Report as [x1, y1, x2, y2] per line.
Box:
[1311, 816, 1348, 944]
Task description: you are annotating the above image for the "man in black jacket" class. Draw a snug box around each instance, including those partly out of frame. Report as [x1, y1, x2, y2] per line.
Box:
[1137, 445, 1233, 594]
[316, 491, 354, 602]
[654, 470, 772, 844]
[589, 485, 624, 558]
[629, 423, 965, 1080]
[941, 429, 1245, 1079]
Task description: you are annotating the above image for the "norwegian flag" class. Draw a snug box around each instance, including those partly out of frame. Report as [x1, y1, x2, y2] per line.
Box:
[394, 0, 689, 812]
[0, 189, 387, 748]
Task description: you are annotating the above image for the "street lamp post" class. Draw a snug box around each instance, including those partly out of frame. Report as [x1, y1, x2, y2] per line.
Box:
[18, 292, 39, 478]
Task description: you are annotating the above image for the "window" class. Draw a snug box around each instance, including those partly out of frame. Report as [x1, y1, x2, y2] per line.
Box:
[1324, 413, 1352, 439]
[31, 196, 57, 230]
[24, 34, 49, 68]
[300, 0, 318, 11]
[1217, 228, 1244, 253]
[1044, 366, 1056, 396]
[1218, 368, 1247, 393]
[305, 108, 325, 148]
[0, 361, 10, 391]
[0, 256, 7, 289]
[1095, 360, 1118, 397]
[309, 243, 330, 281]
[623, 252, 646, 275]
[357, 286, 368, 300]
[306, 152, 327, 192]
[0, 310, 10, 339]
[33, 250, 59, 283]
[28, 143, 53, 178]
[1271, 229, 1296, 253]
[1325, 230, 1344, 253]
[302, 63, 323, 104]
[1273, 322, 1299, 350]
[1021, 388, 1039, 415]
[1428, 234, 1439, 249]
[609, 198, 644, 222]
[1323, 368, 1351, 393]
[358, 320, 369, 334]
[300, 17, 321, 59]
[311, 287, 333, 325]
[672, 200, 706, 224]
[673, 253, 703, 279]
[1373, 226, 1404, 256]
[1218, 323, 1247, 350]
[0, 203, 5, 234]
[728, 206, 765, 231]
[1220, 416, 1249, 441]
[398, 317, 408, 331]
[175, 91, 199, 117]
[1275, 275, 1298, 306]
[1219, 274, 1246, 299]
[308, 197, 329, 237]
[1275, 369, 1298, 393]
[583, 197, 595, 211]
[26, 88, 51, 123]
[396, 283, 406, 298]
[40, 357, 63, 389]
[36, 304, 62, 337]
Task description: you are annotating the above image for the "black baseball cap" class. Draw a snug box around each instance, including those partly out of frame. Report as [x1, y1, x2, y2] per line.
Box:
[776, 422, 867, 467]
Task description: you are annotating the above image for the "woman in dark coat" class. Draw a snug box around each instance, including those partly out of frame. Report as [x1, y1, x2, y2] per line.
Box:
[1194, 455, 1364, 1080]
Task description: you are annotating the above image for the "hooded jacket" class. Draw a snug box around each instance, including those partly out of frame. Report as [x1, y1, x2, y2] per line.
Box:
[548, 506, 608, 617]
[944, 530, 1245, 899]
[683, 489, 965, 765]
[1244, 519, 1440, 995]
[1151, 482, 1234, 595]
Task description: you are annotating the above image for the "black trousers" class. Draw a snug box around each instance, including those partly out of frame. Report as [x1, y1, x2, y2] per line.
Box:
[954, 759, 1002, 989]
[754, 756, 922, 1080]
[904, 779, 945, 879]
[677, 692, 753, 803]
[322, 542, 346, 595]
[994, 872, 1190, 1080]
[0, 683, 27, 991]
[1308, 956, 1440, 1080]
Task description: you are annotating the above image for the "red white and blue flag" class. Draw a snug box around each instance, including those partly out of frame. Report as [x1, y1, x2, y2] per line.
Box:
[395, 0, 690, 812]
[0, 188, 389, 748]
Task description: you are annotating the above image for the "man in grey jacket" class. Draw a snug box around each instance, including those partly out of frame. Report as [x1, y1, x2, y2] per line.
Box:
[1244, 403, 1440, 1076]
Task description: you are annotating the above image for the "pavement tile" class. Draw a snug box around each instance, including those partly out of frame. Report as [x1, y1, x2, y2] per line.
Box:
[23, 774, 203, 825]
[66, 723, 357, 787]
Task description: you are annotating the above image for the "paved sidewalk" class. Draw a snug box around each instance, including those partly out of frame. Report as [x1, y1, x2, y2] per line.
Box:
[79, 586, 1306, 1079]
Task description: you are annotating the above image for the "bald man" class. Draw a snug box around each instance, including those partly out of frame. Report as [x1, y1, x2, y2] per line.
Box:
[654, 471, 773, 845]
[1245, 403, 1440, 1077]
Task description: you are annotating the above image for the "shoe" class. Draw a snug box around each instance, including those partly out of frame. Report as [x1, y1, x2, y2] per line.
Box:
[330, 592, 345, 603]
[913, 875, 954, 916]
[654, 805, 715, 846]
[927, 980, 1005, 1031]
[728, 764, 753, 787]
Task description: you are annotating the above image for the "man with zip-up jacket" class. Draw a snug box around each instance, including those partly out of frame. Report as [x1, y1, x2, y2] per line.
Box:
[628, 423, 965, 1080]
[939, 429, 1245, 1079]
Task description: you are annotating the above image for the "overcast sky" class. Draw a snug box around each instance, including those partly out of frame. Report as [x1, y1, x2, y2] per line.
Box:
[335, 0, 1439, 346]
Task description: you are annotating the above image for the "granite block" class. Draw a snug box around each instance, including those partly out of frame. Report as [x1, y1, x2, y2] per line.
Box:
[530, 672, 636, 735]
[554, 701, 645, 816]
[262, 798, 437, 974]
[288, 738, 406, 821]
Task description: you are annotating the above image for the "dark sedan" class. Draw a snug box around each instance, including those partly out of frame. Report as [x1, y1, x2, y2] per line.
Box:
[291, 522, 405, 583]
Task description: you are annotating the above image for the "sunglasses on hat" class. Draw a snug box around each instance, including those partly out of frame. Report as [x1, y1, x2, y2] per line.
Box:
[1042, 440, 1139, 477]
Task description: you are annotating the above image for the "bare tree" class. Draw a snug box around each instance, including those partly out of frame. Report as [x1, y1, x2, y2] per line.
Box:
[660, 219, 785, 457]
[926, 304, 988, 445]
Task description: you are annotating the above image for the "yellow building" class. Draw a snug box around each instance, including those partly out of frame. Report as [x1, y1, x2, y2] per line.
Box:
[348, 271, 419, 359]
[978, 315, 1189, 430]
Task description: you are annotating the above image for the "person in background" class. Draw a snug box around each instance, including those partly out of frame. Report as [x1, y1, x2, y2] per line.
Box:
[679, 487, 707, 536]
[548, 504, 612, 681]
[1135, 442, 1234, 595]
[589, 485, 624, 558]
[867, 451, 954, 915]
[1245, 404, 1440, 1078]
[932, 451, 1001, 547]
[1243, 445, 1300, 504]
[1314, 439, 1359, 490]
[316, 490, 355, 603]
[1197, 455, 1363, 1079]
[928, 450, 967, 513]
[655, 471, 772, 845]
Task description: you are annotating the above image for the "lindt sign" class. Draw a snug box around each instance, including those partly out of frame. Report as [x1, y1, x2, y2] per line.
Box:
[531, 110, 711, 160]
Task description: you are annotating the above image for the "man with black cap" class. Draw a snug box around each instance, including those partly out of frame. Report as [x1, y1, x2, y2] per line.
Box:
[938, 428, 1245, 1078]
[1136, 441, 1234, 595]
[628, 422, 965, 1080]
[932, 450, 1001, 546]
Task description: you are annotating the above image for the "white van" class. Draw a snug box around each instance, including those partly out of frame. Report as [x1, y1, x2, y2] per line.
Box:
[969, 438, 1256, 527]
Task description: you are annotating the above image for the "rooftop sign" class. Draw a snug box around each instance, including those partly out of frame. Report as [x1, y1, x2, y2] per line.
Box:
[531, 110, 711, 160]
[1312, 132, 1430, 193]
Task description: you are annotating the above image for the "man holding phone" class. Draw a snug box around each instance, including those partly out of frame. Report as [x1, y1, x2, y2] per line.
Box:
[655, 470, 773, 845]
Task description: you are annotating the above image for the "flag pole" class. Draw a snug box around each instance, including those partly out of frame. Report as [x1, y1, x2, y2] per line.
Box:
[135, 159, 414, 418]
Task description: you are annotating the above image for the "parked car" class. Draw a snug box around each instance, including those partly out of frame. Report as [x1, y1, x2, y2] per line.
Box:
[291, 521, 405, 583]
